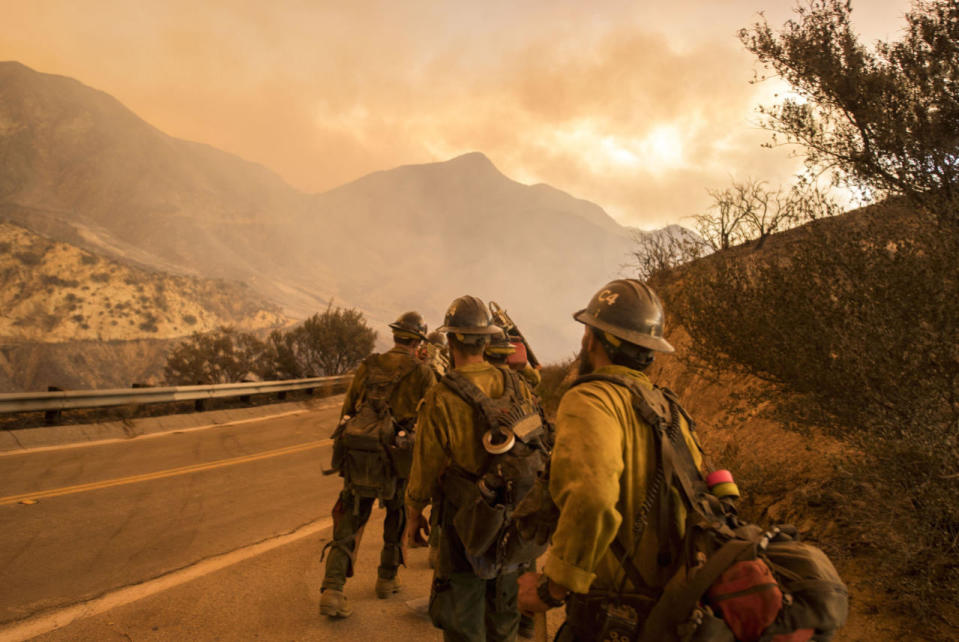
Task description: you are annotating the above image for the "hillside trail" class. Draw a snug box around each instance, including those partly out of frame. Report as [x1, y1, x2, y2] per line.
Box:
[647, 328, 912, 642]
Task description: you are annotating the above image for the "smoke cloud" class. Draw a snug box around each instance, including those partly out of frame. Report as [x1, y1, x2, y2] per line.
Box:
[0, 0, 910, 227]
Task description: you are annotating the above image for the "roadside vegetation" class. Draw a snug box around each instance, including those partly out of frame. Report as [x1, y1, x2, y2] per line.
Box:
[625, 0, 959, 633]
[163, 305, 376, 385]
[534, 358, 576, 418]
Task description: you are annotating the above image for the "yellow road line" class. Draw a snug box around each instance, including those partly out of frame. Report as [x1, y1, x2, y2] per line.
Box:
[0, 439, 333, 506]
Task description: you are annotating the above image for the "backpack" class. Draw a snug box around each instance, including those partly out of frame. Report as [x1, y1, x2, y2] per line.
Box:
[439, 368, 550, 579]
[329, 355, 419, 501]
[571, 374, 849, 642]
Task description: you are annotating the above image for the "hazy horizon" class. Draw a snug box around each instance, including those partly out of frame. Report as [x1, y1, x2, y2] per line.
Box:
[2, 0, 911, 229]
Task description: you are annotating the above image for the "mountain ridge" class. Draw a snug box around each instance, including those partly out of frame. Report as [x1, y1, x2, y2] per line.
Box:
[0, 61, 673, 363]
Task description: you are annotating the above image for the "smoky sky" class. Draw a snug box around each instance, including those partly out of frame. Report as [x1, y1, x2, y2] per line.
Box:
[1, 0, 910, 228]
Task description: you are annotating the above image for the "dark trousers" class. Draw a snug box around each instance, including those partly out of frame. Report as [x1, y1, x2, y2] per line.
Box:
[321, 483, 406, 591]
[553, 622, 579, 641]
[553, 622, 572, 641]
[429, 570, 520, 642]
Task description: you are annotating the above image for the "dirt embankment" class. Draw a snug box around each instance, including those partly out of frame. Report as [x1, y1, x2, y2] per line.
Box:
[648, 328, 914, 642]
[0, 337, 177, 392]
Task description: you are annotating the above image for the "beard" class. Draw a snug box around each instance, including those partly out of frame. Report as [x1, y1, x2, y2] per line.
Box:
[576, 346, 594, 376]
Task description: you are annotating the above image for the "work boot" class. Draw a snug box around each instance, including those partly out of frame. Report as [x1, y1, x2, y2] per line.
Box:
[319, 589, 352, 618]
[375, 576, 401, 599]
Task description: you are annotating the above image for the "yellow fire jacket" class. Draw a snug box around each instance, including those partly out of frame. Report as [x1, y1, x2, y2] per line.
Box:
[405, 361, 534, 512]
[544, 365, 704, 595]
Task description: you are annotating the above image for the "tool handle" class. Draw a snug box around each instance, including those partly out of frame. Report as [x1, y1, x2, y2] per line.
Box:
[488, 302, 541, 368]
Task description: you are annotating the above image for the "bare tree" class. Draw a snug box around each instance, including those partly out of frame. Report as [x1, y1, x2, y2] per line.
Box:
[631, 227, 707, 281]
[696, 177, 839, 251]
[694, 186, 753, 251]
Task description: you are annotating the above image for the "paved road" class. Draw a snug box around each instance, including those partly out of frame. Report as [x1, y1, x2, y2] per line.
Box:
[0, 399, 563, 641]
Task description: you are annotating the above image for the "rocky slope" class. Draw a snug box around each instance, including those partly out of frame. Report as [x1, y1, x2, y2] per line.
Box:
[0, 222, 288, 391]
[0, 223, 286, 342]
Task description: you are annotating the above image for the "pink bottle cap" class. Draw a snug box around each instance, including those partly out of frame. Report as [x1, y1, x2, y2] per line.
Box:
[706, 469, 734, 487]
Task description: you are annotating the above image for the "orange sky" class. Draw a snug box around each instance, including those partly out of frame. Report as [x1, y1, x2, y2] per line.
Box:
[1, 0, 911, 228]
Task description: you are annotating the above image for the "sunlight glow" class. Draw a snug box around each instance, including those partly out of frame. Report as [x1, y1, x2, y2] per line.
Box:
[550, 120, 688, 176]
[638, 125, 685, 171]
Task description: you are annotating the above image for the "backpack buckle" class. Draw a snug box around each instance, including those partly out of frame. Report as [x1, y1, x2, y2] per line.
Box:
[482, 428, 516, 454]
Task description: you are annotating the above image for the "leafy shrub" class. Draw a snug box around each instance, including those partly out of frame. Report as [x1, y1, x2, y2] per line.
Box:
[673, 211, 959, 614]
[166, 306, 376, 385]
[139, 314, 159, 333]
[164, 326, 265, 385]
[279, 305, 376, 377]
[41, 275, 80, 288]
[534, 359, 575, 418]
[15, 251, 42, 266]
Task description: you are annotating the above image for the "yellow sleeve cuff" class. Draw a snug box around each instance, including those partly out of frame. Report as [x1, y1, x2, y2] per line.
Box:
[544, 551, 596, 594]
[404, 491, 430, 513]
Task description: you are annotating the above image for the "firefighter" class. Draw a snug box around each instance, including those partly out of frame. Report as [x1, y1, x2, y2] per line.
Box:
[319, 312, 436, 618]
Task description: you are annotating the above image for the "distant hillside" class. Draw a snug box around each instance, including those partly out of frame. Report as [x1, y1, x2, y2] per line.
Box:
[0, 222, 290, 391]
[300, 152, 639, 357]
[0, 61, 672, 362]
[0, 61, 307, 278]
[0, 223, 287, 342]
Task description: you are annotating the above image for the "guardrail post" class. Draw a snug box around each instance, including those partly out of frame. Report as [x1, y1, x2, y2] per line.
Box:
[45, 386, 63, 425]
[239, 379, 253, 404]
[277, 390, 287, 401]
[195, 398, 206, 412]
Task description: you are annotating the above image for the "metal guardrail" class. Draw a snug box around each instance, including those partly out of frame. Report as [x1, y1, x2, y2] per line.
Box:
[0, 376, 352, 414]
